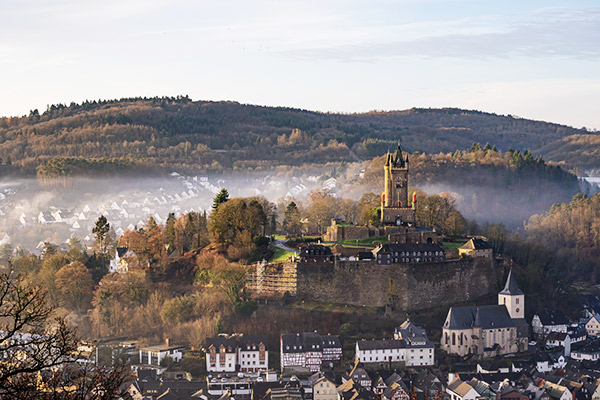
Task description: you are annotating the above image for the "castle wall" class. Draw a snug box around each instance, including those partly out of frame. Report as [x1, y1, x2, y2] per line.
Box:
[295, 257, 497, 311]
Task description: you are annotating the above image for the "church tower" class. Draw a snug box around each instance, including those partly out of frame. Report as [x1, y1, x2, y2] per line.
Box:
[381, 144, 416, 225]
[498, 268, 525, 319]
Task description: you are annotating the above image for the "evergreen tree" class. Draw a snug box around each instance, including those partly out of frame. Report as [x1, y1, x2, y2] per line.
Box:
[212, 188, 229, 211]
[283, 201, 302, 235]
[165, 213, 176, 252]
[92, 215, 110, 255]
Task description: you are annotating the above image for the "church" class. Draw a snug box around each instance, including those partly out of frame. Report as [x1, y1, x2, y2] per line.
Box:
[441, 269, 529, 357]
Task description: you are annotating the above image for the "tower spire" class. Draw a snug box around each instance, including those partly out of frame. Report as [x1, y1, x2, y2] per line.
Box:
[499, 268, 523, 295]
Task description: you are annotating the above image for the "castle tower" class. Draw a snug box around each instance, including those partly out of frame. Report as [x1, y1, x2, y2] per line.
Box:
[498, 268, 524, 319]
[381, 144, 416, 225]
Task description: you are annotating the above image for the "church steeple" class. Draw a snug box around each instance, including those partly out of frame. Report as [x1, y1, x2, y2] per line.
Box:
[498, 268, 524, 319]
[499, 268, 523, 295]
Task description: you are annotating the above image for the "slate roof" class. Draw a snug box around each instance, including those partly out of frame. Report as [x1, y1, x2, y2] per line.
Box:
[535, 310, 569, 326]
[373, 243, 444, 255]
[281, 332, 341, 353]
[547, 332, 569, 342]
[116, 247, 128, 258]
[444, 305, 517, 330]
[206, 336, 236, 351]
[499, 268, 524, 295]
[357, 339, 405, 351]
[252, 382, 284, 400]
[238, 335, 268, 351]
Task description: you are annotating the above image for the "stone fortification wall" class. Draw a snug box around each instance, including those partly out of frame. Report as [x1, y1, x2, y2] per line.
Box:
[295, 257, 497, 311]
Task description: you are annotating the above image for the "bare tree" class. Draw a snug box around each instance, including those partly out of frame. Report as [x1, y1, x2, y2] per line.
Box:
[0, 270, 128, 399]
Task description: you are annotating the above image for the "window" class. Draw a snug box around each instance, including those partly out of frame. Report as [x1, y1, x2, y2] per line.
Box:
[516, 298, 520, 304]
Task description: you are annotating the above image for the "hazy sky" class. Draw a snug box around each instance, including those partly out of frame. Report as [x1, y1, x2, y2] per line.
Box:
[2, 0, 599, 129]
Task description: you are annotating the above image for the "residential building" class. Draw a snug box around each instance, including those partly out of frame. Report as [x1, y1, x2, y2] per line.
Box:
[206, 337, 237, 372]
[447, 377, 479, 400]
[458, 238, 493, 259]
[355, 339, 406, 365]
[280, 332, 342, 372]
[394, 320, 435, 366]
[309, 372, 338, 400]
[532, 310, 569, 338]
[586, 315, 600, 337]
[373, 243, 445, 264]
[298, 245, 334, 263]
[138, 343, 184, 366]
[545, 332, 572, 356]
[571, 340, 600, 361]
[238, 335, 268, 373]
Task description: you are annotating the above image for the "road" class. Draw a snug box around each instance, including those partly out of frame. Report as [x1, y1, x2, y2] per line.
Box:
[271, 239, 298, 254]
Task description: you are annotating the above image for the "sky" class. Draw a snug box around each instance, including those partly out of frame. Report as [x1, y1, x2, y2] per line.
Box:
[1, 0, 599, 129]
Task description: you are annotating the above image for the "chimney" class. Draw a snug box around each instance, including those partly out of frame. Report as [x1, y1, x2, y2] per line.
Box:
[165, 337, 170, 347]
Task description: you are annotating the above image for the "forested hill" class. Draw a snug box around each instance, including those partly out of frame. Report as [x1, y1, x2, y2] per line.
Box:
[0, 96, 596, 177]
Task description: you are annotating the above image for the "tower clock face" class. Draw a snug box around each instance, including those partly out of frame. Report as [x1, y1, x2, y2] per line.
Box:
[516, 308, 520, 313]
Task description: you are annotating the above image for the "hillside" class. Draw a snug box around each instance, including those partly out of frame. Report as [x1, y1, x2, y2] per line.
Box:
[0, 96, 597, 177]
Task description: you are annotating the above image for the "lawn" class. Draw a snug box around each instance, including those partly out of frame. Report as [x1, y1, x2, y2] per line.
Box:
[340, 236, 387, 246]
[269, 245, 295, 263]
[440, 241, 464, 250]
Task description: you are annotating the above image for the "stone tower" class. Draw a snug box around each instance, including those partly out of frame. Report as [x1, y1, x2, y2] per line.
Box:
[381, 145, 416, 225]
[498, 268, 525, 319]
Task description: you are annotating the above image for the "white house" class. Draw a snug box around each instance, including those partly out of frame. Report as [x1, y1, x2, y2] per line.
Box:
[0, 232, 10, 246]
[546, 332, 572, 356]
[280, 332, 342, 373]
[205, 336, 237, 372]
[139, 343, 184, 366]
[532, 310, 569, 338]
[356, 339, 406, 364]
[38, 211, 56, 224]
[237, 335, 268, 372]
[109, 247, 136, 273]
[394, 320, 435, 366]
[571, 340, 600, 361]
[446, 377, 479, 400]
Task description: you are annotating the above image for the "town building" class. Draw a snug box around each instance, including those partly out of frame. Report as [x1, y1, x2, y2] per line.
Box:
[373, 243, 445, 264]
[309, 372, 338, 400]
[138, 343, 184, 366]
[238, 335, 269, 373]
[280, 332, 342, 372]
[531, 310, 569, 338]
[394, 320, 435, 366]
[206, 337, 237, 372]
[458, 238, 493, 259]
[441, 269, 529, 357]
[586, 315, 600, 337]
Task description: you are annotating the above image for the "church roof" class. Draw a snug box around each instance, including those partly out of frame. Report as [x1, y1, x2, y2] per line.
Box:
[444, 305, 517, 330]
[499, 268, 524, 295]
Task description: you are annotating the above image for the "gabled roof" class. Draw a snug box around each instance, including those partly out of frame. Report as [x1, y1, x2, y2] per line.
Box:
[357, 339, 405, 350]
[499, 268, 524, 296]
[373, 243, 444, 255]
[535, 310, 569, 326]
[444, 305, 517, 330]
[205, 337, 236, 351]
[448, 378, 477, 398]
[238, 335, 268, 351]
[459, 238, 492, 250]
